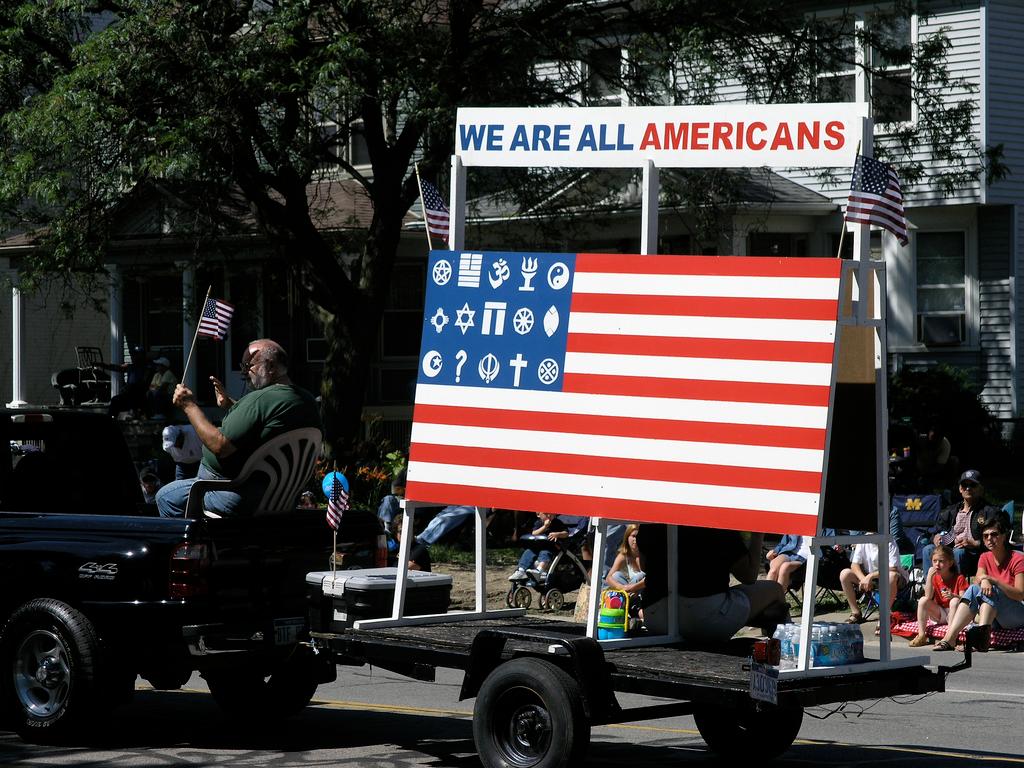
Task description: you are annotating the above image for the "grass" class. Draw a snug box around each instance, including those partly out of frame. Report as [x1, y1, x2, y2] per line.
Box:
[429, 543, 521, 567]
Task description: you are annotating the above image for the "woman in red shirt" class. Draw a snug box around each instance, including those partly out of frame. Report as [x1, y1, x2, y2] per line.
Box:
[934, 517, 1024, 651]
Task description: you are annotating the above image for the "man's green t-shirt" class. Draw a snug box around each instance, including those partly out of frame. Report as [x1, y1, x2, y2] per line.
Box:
[203, 384, 322, 477]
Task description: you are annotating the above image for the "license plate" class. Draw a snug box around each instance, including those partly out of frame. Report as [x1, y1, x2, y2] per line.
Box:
[749, 661, 778, 705]
[273, 617, 305, 646]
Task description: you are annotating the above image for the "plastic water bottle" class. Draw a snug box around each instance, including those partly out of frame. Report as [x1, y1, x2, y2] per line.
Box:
[827, 623, 846, 666]
[847, 623, 864, 663]
[811, 624, 825, 667]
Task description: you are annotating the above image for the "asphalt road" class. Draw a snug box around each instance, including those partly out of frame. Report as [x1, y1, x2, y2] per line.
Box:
[1, 636, 1020, 767]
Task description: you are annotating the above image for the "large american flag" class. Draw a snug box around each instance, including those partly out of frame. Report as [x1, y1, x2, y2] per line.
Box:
[845, 154, 909, 246]
[420, 179, 450, 240]
[406, 251, 843, 536]
[196, 297, 235, 341]
[326, 474, 348, 530]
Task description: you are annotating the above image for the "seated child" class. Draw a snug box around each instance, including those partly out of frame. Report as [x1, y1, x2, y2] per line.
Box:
[765, 534, 809, 586]
[908, 544, 968, 647]
[507, 512, 566, 583]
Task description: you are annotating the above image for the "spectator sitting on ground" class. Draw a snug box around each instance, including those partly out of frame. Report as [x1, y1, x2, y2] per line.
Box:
[908, 544, 969, 647]
[765, 534, 810, 588]
[162, 424, 202, 480]
[156, 338, 322, 518]
[390, 515, 432, 572]
[637, 524, 789, 642]
[933, 516, 1024, 652]
[298, 491, 317, 509]
[376, 470, 406, 533]
[840, 538, 908, 628]
[507, 512, 567, 583]
[921, 470, 1005, 578]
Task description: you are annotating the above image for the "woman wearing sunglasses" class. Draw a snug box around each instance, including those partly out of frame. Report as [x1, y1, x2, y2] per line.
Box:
[933, 516, 1024, 651]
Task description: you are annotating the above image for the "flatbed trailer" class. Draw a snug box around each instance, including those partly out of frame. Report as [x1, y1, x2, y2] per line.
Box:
[311, 616, 972, 766]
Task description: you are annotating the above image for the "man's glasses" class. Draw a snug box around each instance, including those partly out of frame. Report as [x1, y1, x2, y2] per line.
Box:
[240, 352, 260, 374]
[960, 482, 979, 490]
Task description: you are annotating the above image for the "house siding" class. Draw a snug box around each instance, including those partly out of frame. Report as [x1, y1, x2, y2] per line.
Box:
[985, 0, 1024, 207]
[0, 277, 109, 407]
[977, 205, 1015, 418]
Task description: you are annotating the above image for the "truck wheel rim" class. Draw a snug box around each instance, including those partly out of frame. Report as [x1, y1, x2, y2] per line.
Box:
[13, 630, 70, 718]
[494, 686, 551, 766]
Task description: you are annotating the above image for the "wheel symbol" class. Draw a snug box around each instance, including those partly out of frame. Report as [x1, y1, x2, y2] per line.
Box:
[537, 358, 559, 384]
[432, 260, 452, 286]
[512, 308, 534, 335]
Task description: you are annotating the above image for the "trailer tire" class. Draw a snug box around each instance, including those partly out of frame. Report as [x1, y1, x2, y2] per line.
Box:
[473, 657, 589, 768]
[693, 700, 803, 760]
[0, 599, 104, 742]
[204, 646, 319, 721]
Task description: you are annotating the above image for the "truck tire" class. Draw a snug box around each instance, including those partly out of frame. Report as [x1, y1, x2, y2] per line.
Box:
[204, 645, 319, 721]
[0, 599, 103, 741]
[693, 700, 803, 760]
[473, 657, 589, 768]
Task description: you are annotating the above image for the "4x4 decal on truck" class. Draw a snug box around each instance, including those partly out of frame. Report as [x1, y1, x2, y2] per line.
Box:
[78, 562, 118, 580]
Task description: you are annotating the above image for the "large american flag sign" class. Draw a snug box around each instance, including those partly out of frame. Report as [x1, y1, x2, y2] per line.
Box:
[845, 154, 909, 246]
[406, 251, 843, 536]
[196, 297, 235, 341]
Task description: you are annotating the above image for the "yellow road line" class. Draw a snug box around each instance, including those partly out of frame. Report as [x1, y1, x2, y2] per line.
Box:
[154, 688, 1023, 763]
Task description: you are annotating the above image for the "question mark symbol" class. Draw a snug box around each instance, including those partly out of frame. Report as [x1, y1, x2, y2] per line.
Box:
[455, 350, 468, 383]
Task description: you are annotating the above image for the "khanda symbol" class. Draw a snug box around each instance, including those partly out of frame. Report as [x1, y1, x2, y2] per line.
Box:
[478, 353, 500, 384]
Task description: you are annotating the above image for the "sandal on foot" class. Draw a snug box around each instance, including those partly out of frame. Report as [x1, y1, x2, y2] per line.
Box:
[907, 635, 929, 648]
[845, 613, 865, 624]
[932, 639, 954, 651]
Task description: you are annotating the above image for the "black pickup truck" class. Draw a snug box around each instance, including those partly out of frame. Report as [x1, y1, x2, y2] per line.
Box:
[0, 408, 384, 741]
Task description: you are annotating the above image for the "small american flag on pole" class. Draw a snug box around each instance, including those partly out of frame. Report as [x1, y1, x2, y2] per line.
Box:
[420, 180, 450, 240]
[196, 297, 235, 341]
[407, 251, 844, 536]
[326, 474, 348, 530]
[844, 154, 909, 246]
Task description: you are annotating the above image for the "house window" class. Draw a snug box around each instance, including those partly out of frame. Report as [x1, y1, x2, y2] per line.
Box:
[585, 47, 624, 105]
[815, 11, 913, 126]
[916, 231, 966, 346]
[380, 262, 425, 359]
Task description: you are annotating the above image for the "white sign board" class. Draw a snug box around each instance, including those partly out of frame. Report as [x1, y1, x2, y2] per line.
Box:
[455, 103, 866, 169]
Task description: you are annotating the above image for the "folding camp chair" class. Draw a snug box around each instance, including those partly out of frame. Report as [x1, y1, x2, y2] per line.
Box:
[892, 493, 944, 567]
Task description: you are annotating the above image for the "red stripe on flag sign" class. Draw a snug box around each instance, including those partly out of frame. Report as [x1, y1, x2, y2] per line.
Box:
[403, 482, 819, 536]
[409, 443, 823, 494]
[570, 293, 840, 320]
[410, 404, 826, 450]
[561, 374, 832, 407]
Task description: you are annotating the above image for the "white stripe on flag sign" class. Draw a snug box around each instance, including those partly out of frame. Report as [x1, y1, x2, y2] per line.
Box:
[406, 252, 842, 535]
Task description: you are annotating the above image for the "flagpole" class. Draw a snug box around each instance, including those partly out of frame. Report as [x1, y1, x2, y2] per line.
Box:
[414, 164, 434, 251]
[330, 461, 338, 585]
[836, 140, 863, 259]
[181, 285, 211, 385]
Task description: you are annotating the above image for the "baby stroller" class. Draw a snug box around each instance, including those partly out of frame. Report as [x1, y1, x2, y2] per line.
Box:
[506, 527, 590, 611]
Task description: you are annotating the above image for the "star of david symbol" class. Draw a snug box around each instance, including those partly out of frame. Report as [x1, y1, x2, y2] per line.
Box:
[454, 303, 476, 335]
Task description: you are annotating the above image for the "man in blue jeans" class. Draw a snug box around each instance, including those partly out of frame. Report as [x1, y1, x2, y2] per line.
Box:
[156, 339, 321, 517]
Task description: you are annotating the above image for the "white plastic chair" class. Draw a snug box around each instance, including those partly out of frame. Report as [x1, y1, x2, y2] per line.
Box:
[184, 427, 323, 518]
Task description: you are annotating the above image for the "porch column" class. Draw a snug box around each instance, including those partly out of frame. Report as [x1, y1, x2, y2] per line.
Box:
[6, 281, 27, 408]
[179, 262, 197, 391]
[107, 264, 123, 396]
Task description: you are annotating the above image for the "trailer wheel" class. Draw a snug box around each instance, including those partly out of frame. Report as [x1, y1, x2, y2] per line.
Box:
[693, 700, 803, 760]
[545, 590, 565, 612]
[204, 645, 319, 721]
[512, 587, 532, 610]
[0, 599, 103, 741]
[473, 657, 589, 768]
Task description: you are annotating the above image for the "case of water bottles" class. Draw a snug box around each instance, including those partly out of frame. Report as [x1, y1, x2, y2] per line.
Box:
[773, 622, 865, 669]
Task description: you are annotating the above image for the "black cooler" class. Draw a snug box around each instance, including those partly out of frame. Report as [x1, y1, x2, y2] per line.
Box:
[306, 567, 453, 633]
